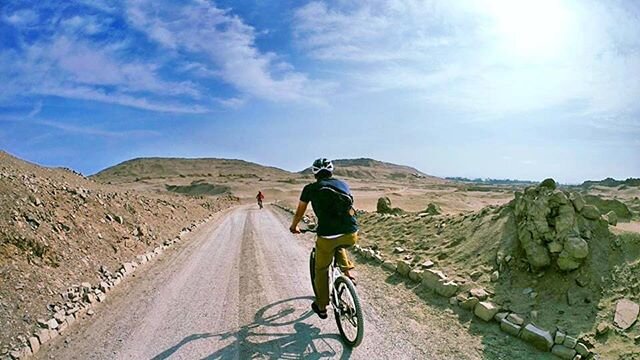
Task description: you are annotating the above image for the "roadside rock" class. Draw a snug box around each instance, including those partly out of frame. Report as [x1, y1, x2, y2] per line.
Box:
[474, 301, 499, 322]
[595, 322, 610, 336]
[552, 344, 577, 359]
[381, 260, 396, 272]
[377, 197, 393, 214]
[519, 324, 554, 351]
[564, 236, 589, 259]
[420, 260, 434, 269]
[469, 288, 489, 301]
[460, 296, 479, 310]
[376, 197, 404, 215]
[581, 205, 600, 220]
[604, 210, 617, 226]
[540, 178, 557, 190]
[45, 318, 58, 330]
[396, 260, 412, 276]
[511, 180, 608, 272]
[408, 268, 424, 282]
[424, 203, 441, 215]
[28, 337, 40, 355]
[614, 299, 639, 330]
[435, 281, 459, 297]
[570, 192, 585, 212]
[422, 269, 447, 290]
[500, 318, 522, 337]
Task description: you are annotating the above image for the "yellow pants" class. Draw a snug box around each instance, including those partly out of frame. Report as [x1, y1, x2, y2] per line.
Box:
[314, 232, 358, 308]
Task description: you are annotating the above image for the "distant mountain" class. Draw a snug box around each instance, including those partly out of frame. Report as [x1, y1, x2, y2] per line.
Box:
[300, 158, 441, 182]
[91, 157, 293, 184]
[445, 177, 538, 186]
[581, 177, 640, 188]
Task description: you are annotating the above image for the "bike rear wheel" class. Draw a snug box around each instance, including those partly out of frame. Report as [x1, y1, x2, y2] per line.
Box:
[333, 276, 364, 347]
[309, 249, 318, 298]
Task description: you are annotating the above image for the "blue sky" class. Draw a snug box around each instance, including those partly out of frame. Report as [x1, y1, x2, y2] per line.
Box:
[0, 0, 638, 183]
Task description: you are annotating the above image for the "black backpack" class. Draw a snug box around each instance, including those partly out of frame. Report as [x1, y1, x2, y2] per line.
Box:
[317, 184, 354, 217]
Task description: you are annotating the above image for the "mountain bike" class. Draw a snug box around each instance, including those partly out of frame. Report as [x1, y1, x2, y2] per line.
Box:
[304, 229, 364, 347]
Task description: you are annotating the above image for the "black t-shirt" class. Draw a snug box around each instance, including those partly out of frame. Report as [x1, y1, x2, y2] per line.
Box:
[300, 177, 359, 237]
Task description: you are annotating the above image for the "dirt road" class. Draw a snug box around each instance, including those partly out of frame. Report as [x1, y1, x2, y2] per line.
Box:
[37, 205, 547, 359]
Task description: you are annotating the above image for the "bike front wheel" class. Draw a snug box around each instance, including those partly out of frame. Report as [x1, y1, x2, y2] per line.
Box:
[333, 276, 364, 347]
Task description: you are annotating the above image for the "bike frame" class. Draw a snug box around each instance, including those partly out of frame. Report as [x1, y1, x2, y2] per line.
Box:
[328, 256, 344, 309]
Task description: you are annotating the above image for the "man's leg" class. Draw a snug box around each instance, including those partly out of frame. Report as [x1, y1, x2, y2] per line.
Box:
[313, 236, 335, 310]
[333, 233, 357, 275]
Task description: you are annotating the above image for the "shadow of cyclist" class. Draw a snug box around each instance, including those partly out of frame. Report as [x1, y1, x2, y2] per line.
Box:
[151, 296, 352, 360]
[203, 321, 348, 360]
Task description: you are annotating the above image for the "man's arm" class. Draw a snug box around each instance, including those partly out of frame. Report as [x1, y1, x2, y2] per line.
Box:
[289, 201, 308, 233]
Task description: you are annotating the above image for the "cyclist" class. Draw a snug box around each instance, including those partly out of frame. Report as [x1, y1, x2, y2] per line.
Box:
[289, 158, 358, 319]
[256, 191, 265, 209]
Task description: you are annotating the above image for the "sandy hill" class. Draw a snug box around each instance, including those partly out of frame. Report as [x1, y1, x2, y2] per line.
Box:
[301, 158, 442, 182]
[89, 157, 446, 208]
[0, 151, 236, 349]
[92, 157, 293, 184]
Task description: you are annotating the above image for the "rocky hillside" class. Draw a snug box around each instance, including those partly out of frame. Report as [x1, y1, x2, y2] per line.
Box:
[358, 179, 640, 358]
[0, 152, 237, 351]
[301, 158, 442, 182]
[581, 177, 640, 188]
[92, 157, 294, 184]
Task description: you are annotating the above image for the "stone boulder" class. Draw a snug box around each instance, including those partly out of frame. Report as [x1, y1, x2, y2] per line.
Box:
[424, 203, 442, 215]
[422, 269, 447, 290]
[540, 178, 557, 190]
[614, 299, 639, 330]
[396, 260, 412, 276]
[377, 197, 392, 213]
[511, 180, 597, 271]
[474, 301, 499, 321]
[581, 204, 600, 220]
[376, 197, 404, 215]
[519, 324, 554, 351]
[569, 192, 585, 212]
[604, 210, 617, 226]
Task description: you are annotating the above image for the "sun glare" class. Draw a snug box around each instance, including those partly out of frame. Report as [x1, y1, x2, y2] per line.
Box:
[486, 0, 572, 61]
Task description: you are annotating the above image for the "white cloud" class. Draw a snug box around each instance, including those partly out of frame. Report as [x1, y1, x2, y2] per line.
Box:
[0, 115, 161, 138]
[36, 85, 208, 114]
[126, 0, 323, 103]
[60, 15, 108, 35]
[3, 9, 39, 26]
[28, 102, 43, 118]
[0, 32, 204, 113]
[216, 97, 246, 109]
[293, 0, 640, 118]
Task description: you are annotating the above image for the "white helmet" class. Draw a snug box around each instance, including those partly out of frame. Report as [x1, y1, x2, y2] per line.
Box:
[311, 158, 334, 175]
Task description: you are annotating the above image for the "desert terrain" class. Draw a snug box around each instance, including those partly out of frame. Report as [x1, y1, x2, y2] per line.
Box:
[1, 153, 639, 359]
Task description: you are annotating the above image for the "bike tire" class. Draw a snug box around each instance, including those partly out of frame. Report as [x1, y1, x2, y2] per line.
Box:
[309, 249, 318, 298]
[333, 275, 364, 347]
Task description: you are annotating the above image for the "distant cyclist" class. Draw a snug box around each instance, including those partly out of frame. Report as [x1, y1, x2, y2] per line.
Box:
[289, 158, 358, 319]
[256, 191, 265, 209]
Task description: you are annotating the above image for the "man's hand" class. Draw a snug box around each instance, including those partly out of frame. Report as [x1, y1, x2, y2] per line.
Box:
[289, 201, 308, 234]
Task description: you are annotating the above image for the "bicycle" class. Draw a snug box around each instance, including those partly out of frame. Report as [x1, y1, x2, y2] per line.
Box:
[303, 229, 364, 347]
